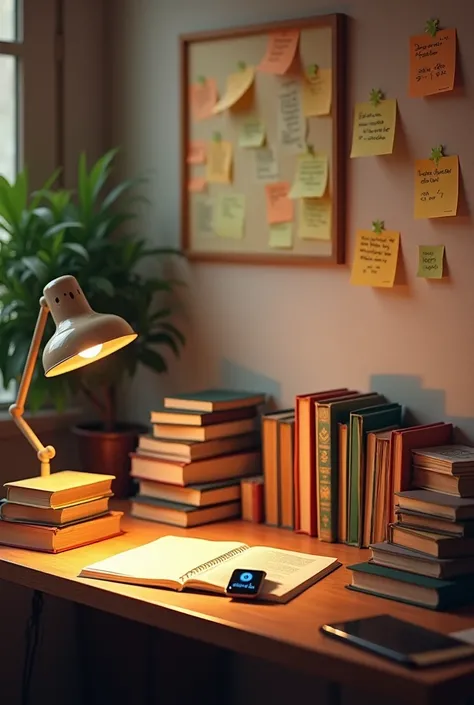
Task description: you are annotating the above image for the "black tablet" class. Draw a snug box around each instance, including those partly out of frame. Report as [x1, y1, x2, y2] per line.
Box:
[320, 614, 474, 667]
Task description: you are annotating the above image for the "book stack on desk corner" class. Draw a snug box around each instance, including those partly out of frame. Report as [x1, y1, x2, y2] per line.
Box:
[0, 471, 122, 553]
[130, 389, 265, 527]
[347, 443, 474, 611]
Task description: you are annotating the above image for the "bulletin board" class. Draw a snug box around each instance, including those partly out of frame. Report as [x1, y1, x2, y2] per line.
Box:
[180, 14, 347, 266]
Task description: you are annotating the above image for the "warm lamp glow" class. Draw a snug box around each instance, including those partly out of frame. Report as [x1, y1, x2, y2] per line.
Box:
[78, 344, 103, 359]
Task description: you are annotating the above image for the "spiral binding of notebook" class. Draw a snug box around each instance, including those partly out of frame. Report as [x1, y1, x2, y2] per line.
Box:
[180, 544, 248, 582]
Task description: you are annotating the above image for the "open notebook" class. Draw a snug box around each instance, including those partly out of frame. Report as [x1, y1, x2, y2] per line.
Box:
[80, 536, 340, 603]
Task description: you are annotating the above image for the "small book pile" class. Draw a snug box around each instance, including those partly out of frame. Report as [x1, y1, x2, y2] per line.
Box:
[0, 471, 122, 553]
[130, 389, 264, 527]
[347, 444, 474, 611]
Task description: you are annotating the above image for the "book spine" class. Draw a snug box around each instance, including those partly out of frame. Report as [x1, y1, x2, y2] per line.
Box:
[316, 403, 336, 542]
[347, 415, 361, 546]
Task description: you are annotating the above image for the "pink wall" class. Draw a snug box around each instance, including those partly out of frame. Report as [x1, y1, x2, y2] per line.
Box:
[110, 0, 474, 439]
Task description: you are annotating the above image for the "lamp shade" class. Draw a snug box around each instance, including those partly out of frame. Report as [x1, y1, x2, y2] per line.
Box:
[42, 275, 137, 377]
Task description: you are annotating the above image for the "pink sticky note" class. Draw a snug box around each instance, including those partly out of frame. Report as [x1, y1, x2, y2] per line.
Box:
[187, 140, 207, 164]
[188, 176, 207, 193]
[265, 182, 294, 224]
[190, 79, 217, 121]
[258, 30, 300, 75]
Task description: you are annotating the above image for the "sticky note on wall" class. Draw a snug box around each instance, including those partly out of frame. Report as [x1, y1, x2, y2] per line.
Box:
[206, 140, 233, 184]
[409, 29, 456, 98]
[212, 66, 255, 114]
[301, 68, 332, 117]
[258, 30, 300, 75]
[299, 199, 331, 241]
[350, 230, 400, 288]
[190, 79, 218, 121]
[289, 153, 328, 199]
[213, 194, 246, 239]
[350, 99, 397, 158]
[414, 156, 459, 219]
[265, 182, 293, 224]
[417, 245, 445, 278]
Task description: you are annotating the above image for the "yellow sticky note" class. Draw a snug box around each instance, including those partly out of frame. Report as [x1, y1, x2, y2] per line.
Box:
[350, 100, 397, 157]
[289, 153, 328, 199]
[238, 117, 266, 148]
[417, 245, 445, 279]
[206, 141, 233, 184]
[302, 68, 332, 117]
[269, 222, 293, 249]
[190, 79, 218, 121]
[213, 194, 245, 239]
[212, 66, 255, 114]
[414, 156, 459, 219]
[258, 30, 300, 75]
[187, 140, 207, 164]
[409, 29, 456, 98]
[350, 230, 400, 288]
[299, 199, 331, 241]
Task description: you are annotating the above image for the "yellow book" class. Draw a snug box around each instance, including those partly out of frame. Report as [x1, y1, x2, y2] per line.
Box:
[4, 471, 114, 509]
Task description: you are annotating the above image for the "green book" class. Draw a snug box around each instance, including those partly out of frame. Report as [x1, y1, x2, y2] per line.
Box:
[164, 389, 266, 412]
[315, 393, 385, 542]
[347, 561, 474, 611]
[347, 403, 402, 547]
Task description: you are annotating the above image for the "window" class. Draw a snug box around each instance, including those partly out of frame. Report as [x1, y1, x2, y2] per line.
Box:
[0, 0, 60, 403]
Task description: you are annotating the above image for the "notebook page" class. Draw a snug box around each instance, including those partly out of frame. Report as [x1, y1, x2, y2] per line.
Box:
[81, 536, 244, 584]
[199, 546, 337, 598]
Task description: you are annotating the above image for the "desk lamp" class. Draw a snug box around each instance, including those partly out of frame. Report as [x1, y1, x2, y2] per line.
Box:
[9, 274, 137, 477]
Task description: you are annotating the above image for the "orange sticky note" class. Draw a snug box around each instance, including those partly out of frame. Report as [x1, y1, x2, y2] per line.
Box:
[187, 141, 207, 164]
[190, 79, 218, 121]
[212, 67, 255, 114]
[409, 29, 456, 97]
[350, 230, 400, 288]
[414, 156, 459, 219]
[258, 30, 300, 75]
[206, 140, 233, 184]
[265, 182, 293, 224]
[188, 176, 206, 193]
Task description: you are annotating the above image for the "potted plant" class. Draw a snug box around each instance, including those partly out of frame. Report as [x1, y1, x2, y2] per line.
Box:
[0, 149, 185, 497]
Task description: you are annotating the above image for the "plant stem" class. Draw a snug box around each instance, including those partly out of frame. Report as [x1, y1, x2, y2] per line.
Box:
[80, 383, 106, 417]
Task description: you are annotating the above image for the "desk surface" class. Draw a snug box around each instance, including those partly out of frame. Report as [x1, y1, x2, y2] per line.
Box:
[1, 506, 474, 705]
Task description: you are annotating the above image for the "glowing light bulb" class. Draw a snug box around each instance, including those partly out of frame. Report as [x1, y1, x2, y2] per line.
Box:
[78, 344, 103, 359]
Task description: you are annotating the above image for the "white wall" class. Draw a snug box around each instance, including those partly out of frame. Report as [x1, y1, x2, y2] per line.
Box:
[109, 0, 474, 440]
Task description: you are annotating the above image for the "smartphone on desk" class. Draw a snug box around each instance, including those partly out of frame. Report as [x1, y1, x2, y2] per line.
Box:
[320, 614, 474, 668]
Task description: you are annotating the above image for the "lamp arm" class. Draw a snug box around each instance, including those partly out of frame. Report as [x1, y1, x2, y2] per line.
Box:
[9, 297, 56, 477]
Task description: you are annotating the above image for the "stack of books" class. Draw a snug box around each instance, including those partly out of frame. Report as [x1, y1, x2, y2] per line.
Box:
[347, 444, 474, 610]
[130, 389, 264, 527]
[0, 471, 122, 552]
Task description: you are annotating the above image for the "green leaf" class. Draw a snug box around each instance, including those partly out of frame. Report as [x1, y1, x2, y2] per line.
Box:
[62, 242, 89, 260]
[158, 321, 186, 346]
[147, 331, 181, 357]
[44, 221, 84, 238]
[89, 276, 115, 297]
[21, 256, 49, 282]
[425, 18, 439, 37]
[89, 148, 120, 201]
[139, 347, 168, 373]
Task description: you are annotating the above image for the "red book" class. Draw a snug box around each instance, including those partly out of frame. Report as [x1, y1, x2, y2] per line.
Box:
[390, 422, 453, 522]
[294, 388, 356, 536]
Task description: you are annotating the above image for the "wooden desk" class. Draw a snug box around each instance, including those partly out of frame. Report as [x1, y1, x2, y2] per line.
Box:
[0, 507, 474, 705]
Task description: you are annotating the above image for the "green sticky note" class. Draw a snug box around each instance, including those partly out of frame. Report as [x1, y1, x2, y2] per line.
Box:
[238, 117, 266, 148]
[213, 194, 246, 239]
[417, 245, 445, 279]
[269, 222, 293, 249]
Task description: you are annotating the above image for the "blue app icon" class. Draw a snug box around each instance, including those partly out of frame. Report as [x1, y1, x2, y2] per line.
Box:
[239, 571, 253, 583]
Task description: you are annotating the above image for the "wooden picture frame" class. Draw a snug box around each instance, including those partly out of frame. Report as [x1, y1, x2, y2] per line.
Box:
[180, 13, 347, 266]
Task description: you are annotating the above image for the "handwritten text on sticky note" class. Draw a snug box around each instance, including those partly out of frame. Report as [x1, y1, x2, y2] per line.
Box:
[239, 117, 266, 148]
[350, 99, 397, 157]
[206, 140, 233, 184]
[269, 222, 293, 249]
[277, 79, 306, 152]
[417, 245, 445, 279]
[302, 68, 332, 117]
[299, 199, 331, 241]
[212, 66, 255, 114]
[190, 79, 218, 121]
[414, 156, 458, 219]
[258, 30, 300, 75]
[409, 29, 456, 97]
[213, 194, 245, 239]
[265, 182, 293, 224]
[350, 230, 400, 288]
[289, 153, 328, 199]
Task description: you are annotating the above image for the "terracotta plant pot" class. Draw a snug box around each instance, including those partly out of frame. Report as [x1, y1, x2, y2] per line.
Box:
[73, 422, 147, 499]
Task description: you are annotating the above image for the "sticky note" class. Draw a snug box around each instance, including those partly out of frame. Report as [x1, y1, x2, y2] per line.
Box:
[299, 199, 331, 241]
[193, 197, 214, 237]
[409, 29, 456, 97]
[289, 153, 328, 199]
[265, 182, 293, 224]
[187, 141, 207, 164]
[417, 245, 445, 279]
[301, 68, 332, 117]
[212, 66, 255, 114]
[258, 30, 300, 75]
[213, 194, 245, 239]
[269, 222, 293, 249]
[206, 140, 233, 184]
[255, 148, 279, 182]
[414, 156, 458, 219]
[350, 230, 400, 288]
[277, 78, 306, 152]
[190, 79, 218, 121]
[239, 117, 266, 148]
[350, 99, 397, 158]
[188, 176, 206, 193]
